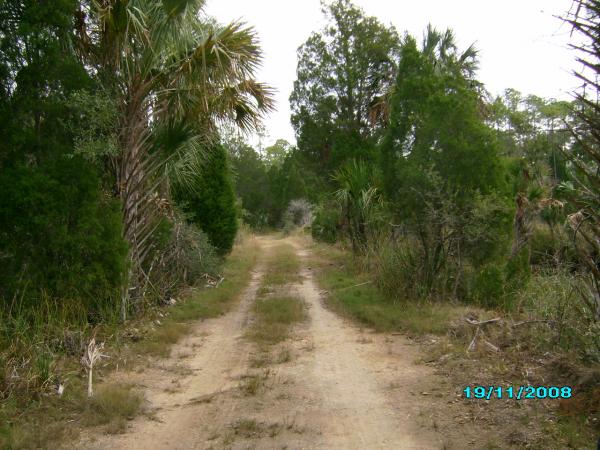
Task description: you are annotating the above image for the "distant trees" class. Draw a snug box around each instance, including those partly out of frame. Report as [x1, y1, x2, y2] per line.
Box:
[227, 138, 321, 228]
[290, 0, 400, 175]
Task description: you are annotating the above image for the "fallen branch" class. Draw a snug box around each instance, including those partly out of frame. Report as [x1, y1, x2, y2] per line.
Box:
[464, 317, 502, 326]
[484, 340, 500, 352]
[336, 281, 373, 291]
[512, 319, 555, 327]
[467, 326, 481, 352]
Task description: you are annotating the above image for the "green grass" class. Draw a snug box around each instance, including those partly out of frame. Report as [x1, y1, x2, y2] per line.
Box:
[260, 243, 301, 287]
[83, 384, 144, 434]
[247, 241, 307, 348]
[311, 244, 470, 336]
[248, 297, 308, 345]
[309, 239, 600, 448]
[133, 237, 260, 358]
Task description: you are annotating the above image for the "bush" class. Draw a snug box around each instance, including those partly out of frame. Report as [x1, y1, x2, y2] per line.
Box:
[173, 143, 238, 254]
[516, 269, 600, 361]
[471, 263, 505, 308]
[311, 202, 340, 243]
[282, 199, 313, 234]
[505, 246, 531, 298]
[0, 158, 128, 315]
[529, 223, 578, 268]
[140, 214, 220, 306]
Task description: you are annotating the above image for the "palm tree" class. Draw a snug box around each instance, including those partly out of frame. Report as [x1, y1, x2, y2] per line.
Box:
[76, 0, 274, 319]
[562, 0, 600, 321]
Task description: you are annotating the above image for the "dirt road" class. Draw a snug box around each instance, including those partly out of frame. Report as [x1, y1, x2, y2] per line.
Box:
[78, 236, 444, 449]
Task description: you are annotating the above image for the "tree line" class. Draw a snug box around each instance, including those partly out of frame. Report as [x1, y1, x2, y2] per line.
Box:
[233, 0, 600, 362]
[0, 0, 271, 343]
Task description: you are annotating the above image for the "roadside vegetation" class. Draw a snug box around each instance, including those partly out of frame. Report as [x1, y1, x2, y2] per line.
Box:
[307, 235, 596, 447]
[0, 235, 259, 449]
[0, 0, 269, 446]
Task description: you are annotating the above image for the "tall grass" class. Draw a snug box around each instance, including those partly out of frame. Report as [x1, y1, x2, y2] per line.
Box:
[310, 241, 475, 335]
[0, 233, 260, 448]
[517, 269, 600, 361]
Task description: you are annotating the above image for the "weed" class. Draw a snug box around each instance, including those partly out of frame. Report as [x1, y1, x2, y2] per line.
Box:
[239, 370, 270, 396]
[83, 384, 144, 434]
[276, 347, 291, 364]
[248, 297, 307, 345]
[317, 261, 471, 335]
[0, 236, 260, 447]
[260, 244, 301, 286]
[228, 418, 282, 439]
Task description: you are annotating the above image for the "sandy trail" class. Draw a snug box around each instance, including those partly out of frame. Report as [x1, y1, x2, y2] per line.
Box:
[78, 236, 443, 449]
[78, 240, 271, 450]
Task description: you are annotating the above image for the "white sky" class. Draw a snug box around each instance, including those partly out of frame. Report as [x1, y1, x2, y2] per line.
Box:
[204, 0, 581, 148]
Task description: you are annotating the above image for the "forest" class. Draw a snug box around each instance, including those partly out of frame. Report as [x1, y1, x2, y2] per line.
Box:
[1, 0, 599, 448]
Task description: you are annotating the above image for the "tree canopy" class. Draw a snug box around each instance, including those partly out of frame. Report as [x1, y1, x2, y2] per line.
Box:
[290, 0, 400, 175]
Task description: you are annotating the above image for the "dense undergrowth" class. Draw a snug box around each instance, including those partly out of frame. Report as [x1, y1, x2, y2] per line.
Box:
[0, 234, 259, 449]
[306, 235, 599, 448]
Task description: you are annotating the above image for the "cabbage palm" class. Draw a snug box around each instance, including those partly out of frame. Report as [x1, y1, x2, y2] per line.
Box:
[76, 0, 274, 318]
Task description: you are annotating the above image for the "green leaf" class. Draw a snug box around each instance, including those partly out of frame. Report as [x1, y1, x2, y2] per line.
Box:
[162, 0, 194, 17]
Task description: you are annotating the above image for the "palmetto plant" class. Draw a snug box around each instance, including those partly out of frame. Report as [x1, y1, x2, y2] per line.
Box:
[76, 0, 274, 319]
[333, 159, 381, 253]
[561, 0, 600, 323]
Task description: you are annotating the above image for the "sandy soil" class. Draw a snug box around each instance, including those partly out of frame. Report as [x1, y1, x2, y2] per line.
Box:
[76, 236, 450, 449]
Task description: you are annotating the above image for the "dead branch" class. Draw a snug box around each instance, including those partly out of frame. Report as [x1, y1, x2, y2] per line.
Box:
[464, 317, 502, 326]
[512, 319, 556, 327]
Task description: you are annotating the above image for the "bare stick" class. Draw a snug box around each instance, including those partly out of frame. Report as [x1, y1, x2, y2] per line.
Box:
[464, 317, 502, 326]
[467, 326, 481, 352]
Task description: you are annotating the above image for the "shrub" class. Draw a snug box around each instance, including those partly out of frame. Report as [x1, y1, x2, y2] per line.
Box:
[505, 246, 531, 298]
[471, 263, 505, 308]
[0, 158, 128, 315]
[516, 269, 600, 360]
[140, 214, 220, 306]
[311, 202, 340, 243]
[529, 223, 578, 268]
[173, 143, 238, 254]
[282, 199, 313, 234]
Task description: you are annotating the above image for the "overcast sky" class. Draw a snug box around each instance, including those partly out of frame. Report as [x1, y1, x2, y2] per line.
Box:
[204, 0, 580, 148]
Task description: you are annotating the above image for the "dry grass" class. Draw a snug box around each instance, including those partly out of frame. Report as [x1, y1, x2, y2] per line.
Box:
[247, 241, 307, 349]
[308, 238, 600, 448]
[248, 297, 307, 346]
[239, 370, 271, 396]
[227, 418, 282, 439]
[0, 236, 261, 448]
[260, 243, 302, 287]
[83, 384, 144, 434]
